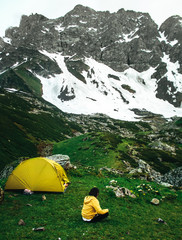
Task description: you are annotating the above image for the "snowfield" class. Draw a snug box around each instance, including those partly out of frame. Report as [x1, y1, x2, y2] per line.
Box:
[37, 50, 182, 121]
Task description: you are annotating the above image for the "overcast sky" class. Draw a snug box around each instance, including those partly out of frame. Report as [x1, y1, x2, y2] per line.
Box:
[0, 0, 182, 37]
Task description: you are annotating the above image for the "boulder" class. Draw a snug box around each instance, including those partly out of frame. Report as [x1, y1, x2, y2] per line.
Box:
[151, 198, 160, 205]
[46, 154, 75, 169]
[18, 219, 25, 226]
[161, 167, 182, 187]
[149, 141, 176, 152]
[129, 159, 163, 183]
[106, 185, 136, 198]
[109, 180, 118, 185]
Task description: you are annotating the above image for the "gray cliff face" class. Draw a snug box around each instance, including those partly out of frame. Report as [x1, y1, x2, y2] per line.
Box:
[1, 5, 161, 72]
[154, 15, 182, 107]
[0, 5, 182, 108]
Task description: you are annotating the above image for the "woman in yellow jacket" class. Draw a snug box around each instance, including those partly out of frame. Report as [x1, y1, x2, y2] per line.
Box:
[81, 187, 109, 222]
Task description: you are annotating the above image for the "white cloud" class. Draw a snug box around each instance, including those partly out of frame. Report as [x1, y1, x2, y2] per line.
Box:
[0, 0, 181, 37]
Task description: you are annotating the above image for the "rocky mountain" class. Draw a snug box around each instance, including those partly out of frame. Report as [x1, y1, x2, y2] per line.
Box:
[0, 5, 182, 120]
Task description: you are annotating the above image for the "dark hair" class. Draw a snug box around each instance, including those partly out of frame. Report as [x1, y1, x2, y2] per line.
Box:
[89, 187, 99, 197]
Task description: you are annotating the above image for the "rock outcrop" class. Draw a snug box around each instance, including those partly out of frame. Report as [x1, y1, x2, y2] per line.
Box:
[161, 167, 182, 187]
[46, 154, 76, 169]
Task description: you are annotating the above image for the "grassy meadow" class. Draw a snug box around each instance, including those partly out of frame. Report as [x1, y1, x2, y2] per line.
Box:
[0, 117, 182, 239]
[0, 167, 181, 240]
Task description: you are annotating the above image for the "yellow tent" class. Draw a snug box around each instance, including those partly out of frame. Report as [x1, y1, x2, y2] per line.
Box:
[5, 157, 69, 192]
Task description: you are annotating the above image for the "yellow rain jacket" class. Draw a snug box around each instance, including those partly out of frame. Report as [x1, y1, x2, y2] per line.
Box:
[81, 196, 109, 220]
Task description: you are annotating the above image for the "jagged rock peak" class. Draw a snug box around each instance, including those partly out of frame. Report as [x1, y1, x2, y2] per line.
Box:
[160, 15, 182, 28]
[68, 4, 96, 15]
[159, 15, 182, 40]
[117, 7, 151, 19]
[19, 13, 49, 28]
[4, 13, 49, 40]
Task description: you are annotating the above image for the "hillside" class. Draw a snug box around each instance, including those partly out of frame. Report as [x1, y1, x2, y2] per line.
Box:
[1, 85, 181, 176]
[53, 130, 182, 175]
[0, 156, 181, 240]
[0, 94, 181, 240]
[0, 88, 83, 171]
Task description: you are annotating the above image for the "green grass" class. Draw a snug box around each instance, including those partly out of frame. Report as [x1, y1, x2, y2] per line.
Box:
[1, 126, 182, 239]
[0, 168, 181, 240]
[53, 131, 181, 173]
[175, 117, 182, 127]
[53, 133, 113, 168]
[14, 67, 42, 97]
[0, 90, 83, 171]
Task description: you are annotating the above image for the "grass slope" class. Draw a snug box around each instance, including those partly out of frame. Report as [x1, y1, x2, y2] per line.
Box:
[0, 167, 181, 240]
[0, 89, 83, 171]
[0, 118, 182, 239]
[53, 131, 181, 174]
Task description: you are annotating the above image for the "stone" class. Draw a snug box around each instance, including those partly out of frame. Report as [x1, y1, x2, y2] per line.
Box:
[129, 159, 163, 184]
[46, 154, 74, 169]
[32, 227, 45, 231]
[26, 203, 32, 207]
[99, 167, 123, 176]
[107, 185, 136, 198]
[157, 218, 167, 224]
[149, 141, 176, 152]
[161, 167, 182, 187]
[42, 195, 46, 201]
[160, 182, 173, 187]
[18, 219, 25, 226]
[109, 180, 117, 185]
[151, 198, 160, 205]
[115, 188, 125, 198]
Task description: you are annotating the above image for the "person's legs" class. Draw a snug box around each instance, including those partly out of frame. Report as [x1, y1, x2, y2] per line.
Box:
[90, 212, 109, 222]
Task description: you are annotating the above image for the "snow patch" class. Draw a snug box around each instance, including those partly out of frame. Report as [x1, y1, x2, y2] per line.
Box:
[80, 20, 87, 24]
[67, 25, 78, 29]
[158, 31, 178, 46]
[118, 29, 139, 43]
[141, 49, 152, 53]
[161, 53, 182, 92]
[88, 27, 97, 32]
[3, 37, 12, 44]
[5, 88, 18, 93]
[55, 25, 65, 32]
[37, 51, 182, 120]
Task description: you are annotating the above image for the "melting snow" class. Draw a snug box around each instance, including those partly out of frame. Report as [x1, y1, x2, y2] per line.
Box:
[88, 27, 97, 32]
[5, 88, 18, 92]
[162, 53, 182, 92]
[55, 25, 65, 32]
[80, 20, 87, 24]
[117, 29, 139, 43]
[37, 50, 182, 121]
[67, 25, 78, 29]
[3, 37, 12, 44]
[158, 31, 178, 46]
[141, 49, 152, 53]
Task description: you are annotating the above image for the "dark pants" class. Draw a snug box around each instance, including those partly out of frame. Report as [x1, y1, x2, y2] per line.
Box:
[90, 212, 109, 222]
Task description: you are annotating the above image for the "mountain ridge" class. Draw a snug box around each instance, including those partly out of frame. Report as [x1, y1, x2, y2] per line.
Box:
[0, 5, 182, 120]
